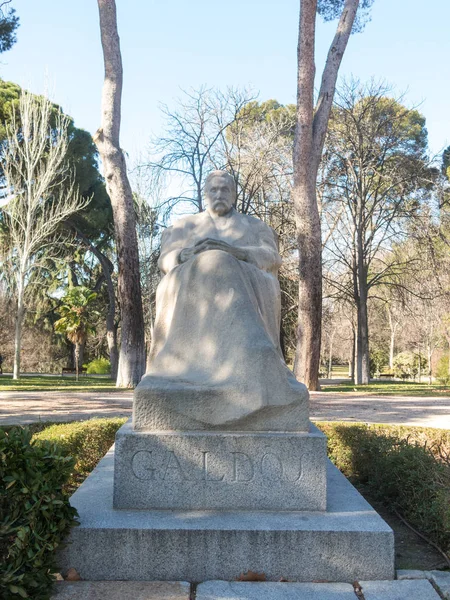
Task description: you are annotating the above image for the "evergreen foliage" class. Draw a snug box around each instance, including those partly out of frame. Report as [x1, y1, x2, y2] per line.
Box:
[393, 351, 427, 380]
[436, 354, 450, 385]
[85, 357, 111, 374]
[33, 418, 126, 492]
[317, 0, 374, 31]
[54, 287, 98, 379]
[0, 5, 19, 54]
[318, 422, 450, 560]
[0, 427, 77, 599]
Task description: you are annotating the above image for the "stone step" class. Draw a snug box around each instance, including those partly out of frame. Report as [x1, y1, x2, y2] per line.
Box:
[52, 581, 190, 599]
[196, 580, 441, 599]
[52, 578, 444, 599]
[399, 570, 450, 599]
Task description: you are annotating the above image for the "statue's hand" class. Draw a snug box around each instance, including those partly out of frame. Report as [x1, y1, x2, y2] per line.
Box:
[195, 238, 248, 261]
[178, 246, 198, 263]
[179, 240, 220, 263]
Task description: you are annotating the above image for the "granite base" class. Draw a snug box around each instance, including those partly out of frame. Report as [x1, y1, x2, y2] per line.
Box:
[113, 421, 327, 510]
[58, 447, 394, 583]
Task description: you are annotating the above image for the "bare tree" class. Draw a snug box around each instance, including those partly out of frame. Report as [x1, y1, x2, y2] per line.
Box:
[0, 91, 89, 379]
[142, 87, 256, 217]
[135, 197, 161, 371]
[95, 0, 145, 387]
[221, 102, 296, 223]
[292, 0, 373, 390]
[321, 81, 431, 383]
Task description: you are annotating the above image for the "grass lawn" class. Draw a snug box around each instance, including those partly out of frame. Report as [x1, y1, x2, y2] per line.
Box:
[330, 365, 350, 377]
[0, 374, 122, 392]
[321, 379, 450, 397]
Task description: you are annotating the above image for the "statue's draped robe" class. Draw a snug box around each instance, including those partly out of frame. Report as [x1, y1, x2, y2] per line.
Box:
[134, 209, 308, 431]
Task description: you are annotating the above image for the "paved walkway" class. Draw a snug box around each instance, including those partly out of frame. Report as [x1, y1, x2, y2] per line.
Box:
[0, 390, 133, 425]
[1, 388, 449, 428]
[310, 391, 450, 429]
[51, 572, 450, 599]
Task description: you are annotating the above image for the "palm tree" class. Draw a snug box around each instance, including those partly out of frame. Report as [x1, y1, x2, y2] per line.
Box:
[55, 287, 97, 380]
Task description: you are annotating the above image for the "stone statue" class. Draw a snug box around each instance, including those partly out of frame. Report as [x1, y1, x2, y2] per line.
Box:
[133, 170, 309, 431]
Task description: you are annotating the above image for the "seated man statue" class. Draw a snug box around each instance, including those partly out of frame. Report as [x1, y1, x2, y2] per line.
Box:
[133, 170, 309, 431]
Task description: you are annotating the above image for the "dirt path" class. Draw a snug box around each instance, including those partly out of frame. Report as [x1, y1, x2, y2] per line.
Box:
[0, 390, 133, 425]
[0, 388, 449, 428]
[310, 391, 450, 429]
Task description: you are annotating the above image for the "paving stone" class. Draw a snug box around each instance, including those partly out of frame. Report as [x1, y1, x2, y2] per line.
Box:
[361, 579, 441, 599]
[396, 569, 430, 580]
[51, 581, 190, 599]
[196, 581, 356, 599]
[429, 571, 450, 599]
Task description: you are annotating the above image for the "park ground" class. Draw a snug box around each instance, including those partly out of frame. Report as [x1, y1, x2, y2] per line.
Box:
[1, 372, 450, 428]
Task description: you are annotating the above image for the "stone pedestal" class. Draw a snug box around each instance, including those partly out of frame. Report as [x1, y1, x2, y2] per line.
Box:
[58, 447, 394, 582]
[113, 421, 327, 511]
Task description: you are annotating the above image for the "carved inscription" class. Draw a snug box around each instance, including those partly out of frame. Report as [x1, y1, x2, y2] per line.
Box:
[202, 451, 225, 482]
[261, 452, 283, 480]
[131, 448, 303, 483]
[131, 450, 157, 481]
[231, 452, 254, 482]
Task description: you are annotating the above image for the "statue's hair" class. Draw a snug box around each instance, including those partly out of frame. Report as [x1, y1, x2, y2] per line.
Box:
[204, 170, 236, 201]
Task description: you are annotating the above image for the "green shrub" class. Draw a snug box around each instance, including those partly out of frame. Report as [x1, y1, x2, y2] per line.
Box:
[316, 422, 450, 558]
[32, 418, 127, 493]
[0, 427, 78, 600]
[393, 351, 426, 380]
[85, 357, 111, 375]
[436, 354, 450, 385]
[369, 348, 389, 378]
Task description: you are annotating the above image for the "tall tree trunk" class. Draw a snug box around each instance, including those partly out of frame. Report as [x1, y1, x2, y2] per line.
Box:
[95, 0, 145, 387]
[387, 308, 398, 370]
[75, 343, 80, 382]
[293, 0, 360, 391]
[327, 329, 335, 379]
[107, 323, 119, 380]
[356, 295, 370, 384]
[427, 342, 432, 385]
[417, 346, 422, 383]
[13, 274, 25, 380]
[75, 341, 85, 376]
[389, 327, 395, 371]
[442, 332, 450, 379]
[355, 211, 370, 384]
[448, 339, 450, 377]
[355, 263, 370, 385]
[350, 323, 356, 381]
[292, 186, 322, 390]
[293, 0, 321, 391]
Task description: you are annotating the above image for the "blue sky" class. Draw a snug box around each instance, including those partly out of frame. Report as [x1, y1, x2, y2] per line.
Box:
[1, 0, 448, 163]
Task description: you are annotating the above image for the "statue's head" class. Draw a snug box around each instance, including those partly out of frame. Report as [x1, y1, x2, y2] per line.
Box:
[204, 170, 236, 217]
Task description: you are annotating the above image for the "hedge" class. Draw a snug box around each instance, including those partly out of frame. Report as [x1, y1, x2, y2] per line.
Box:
[32, 418, 127, 493]
[0, 428, 78, 599]
[316, 422, 450, 560]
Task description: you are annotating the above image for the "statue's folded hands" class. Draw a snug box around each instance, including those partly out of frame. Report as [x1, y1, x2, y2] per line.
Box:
[179, 237, 249, 264]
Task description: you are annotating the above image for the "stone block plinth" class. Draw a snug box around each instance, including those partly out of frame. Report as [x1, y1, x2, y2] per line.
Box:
[113, 421, 327, 511]
[58, 449, 394, 582]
